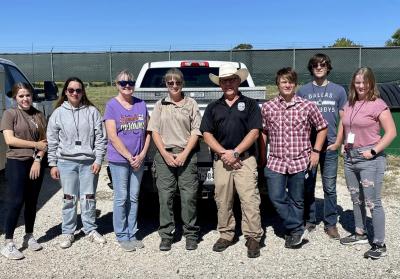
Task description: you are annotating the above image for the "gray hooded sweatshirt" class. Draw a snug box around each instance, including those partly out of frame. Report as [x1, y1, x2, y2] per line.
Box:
[47, 101, 106, 167]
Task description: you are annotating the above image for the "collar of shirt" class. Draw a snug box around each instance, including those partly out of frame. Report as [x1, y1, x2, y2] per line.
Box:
[277, 95, 304, 108]
[162, 94, 187, 106]
[216, 91, 244, 105]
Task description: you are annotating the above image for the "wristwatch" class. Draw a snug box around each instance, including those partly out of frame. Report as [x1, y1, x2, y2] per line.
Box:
[312, 148, 321, 154]
[34, 155, 42, 162]
[233, 150, 240, 159]
[370, 149, 377, 157]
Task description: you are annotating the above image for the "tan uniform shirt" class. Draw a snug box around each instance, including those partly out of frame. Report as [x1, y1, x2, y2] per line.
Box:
[148, 95, 202, 149]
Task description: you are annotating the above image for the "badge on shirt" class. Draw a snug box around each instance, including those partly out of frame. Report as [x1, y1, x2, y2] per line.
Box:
[237, 102, 245, 111]
[347, 132, 355, 144]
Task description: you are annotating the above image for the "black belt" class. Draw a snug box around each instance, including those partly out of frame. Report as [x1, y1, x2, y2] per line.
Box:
[214, 151, 251, 161]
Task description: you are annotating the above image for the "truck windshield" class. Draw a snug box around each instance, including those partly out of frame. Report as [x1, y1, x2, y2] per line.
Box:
[140, 67, 249, 88]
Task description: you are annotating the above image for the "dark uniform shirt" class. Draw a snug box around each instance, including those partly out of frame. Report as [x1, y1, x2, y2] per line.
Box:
[200, 92, 262, 155]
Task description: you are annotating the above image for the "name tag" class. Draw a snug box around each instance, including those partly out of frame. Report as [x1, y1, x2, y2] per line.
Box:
[347, 132, 355, 144]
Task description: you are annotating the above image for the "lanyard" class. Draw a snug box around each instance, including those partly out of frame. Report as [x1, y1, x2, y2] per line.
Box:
[19, 108, 38, 141]
[71, 107, 80, 141]
[349, 101, 366, 131]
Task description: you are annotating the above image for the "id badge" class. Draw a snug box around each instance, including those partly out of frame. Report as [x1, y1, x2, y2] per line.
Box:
[347, 132, 355, 144]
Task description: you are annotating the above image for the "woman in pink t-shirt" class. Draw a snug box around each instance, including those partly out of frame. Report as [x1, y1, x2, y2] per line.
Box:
[333, 67, 396, 259]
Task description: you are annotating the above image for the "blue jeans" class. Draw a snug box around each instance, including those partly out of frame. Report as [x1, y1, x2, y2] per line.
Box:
[109, 162, 144, 242]
[265, 167, 305, 236]
[344, 147, 386, 245]
[58, 160, 98, 235]
[304, 150, 338, 228]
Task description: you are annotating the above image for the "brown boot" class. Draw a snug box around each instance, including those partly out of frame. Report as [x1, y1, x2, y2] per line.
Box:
[325, 226, 340, 240]
[212, 238, 233, 252]
[245, 238, 260, 258]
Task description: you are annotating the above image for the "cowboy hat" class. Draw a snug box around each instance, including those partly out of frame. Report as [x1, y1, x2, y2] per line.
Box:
[209, 63, 249, 85]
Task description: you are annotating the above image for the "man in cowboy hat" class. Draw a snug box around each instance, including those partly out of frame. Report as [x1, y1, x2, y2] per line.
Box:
[200, 63, 263, 258]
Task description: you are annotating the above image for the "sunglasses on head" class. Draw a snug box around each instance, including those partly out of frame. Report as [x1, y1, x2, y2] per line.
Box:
[167, 81, 182, 86]
[312, 62, 327, 69]
[117, 80, 135, 87]
[66, 88, 83, 94]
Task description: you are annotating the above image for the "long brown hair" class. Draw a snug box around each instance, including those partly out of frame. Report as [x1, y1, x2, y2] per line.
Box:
[55, 77, 96, 108]
[348, 67, 380, 106]
[12, 82, 47, 140]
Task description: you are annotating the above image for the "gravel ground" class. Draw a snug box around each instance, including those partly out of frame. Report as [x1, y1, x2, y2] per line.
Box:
[0, 166, 399, 279]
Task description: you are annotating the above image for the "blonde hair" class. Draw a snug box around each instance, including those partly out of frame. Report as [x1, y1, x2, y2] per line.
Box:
[115, 70, 135, 84]
[348, 67, 380, 106]
[163, 68, 185, 87]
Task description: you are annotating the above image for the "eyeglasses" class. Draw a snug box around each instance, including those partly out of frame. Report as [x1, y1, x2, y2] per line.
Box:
[220, 77, 238, 84]
[312, 62, 327, 69]
[167, 81, 182, 87]
[66, 88, 83, 94]
[117, 80, 135, 87]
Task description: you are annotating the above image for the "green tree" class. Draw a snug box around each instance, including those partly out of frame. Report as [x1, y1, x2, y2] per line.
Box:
[385, 28, 400, 46]
[233, 43, 253, 50]
[329, 38, 362, 47]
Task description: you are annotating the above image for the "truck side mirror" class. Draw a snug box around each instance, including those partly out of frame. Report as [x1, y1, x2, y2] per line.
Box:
[44, 81, 58, 101]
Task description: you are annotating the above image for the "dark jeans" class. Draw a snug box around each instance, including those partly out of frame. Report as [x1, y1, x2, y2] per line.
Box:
[265, 167, 305, 236]
[4, 158, 44, 239]
[154, 149, 199, 240]
[304, 150, 338, 228]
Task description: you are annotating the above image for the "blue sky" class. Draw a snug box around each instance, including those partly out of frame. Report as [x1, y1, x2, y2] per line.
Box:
[2, 0, 399, 52]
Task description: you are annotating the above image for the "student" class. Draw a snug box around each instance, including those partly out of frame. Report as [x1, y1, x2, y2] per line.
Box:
[334, 67, 396, 259]
[297, 53, 347, 239]
[148, 68, 201, 251]
[0, 83, 47, 260]
[104, 70, 151, 252]
[47, 77, 107, 249]
[200, 63, 263, 258]
[261, 67, 327, 249]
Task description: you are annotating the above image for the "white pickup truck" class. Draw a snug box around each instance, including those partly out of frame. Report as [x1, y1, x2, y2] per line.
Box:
[0, 58, 58, 170]
[134, 60, 266, 198]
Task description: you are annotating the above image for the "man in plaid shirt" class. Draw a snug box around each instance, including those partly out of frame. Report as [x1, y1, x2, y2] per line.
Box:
[260, 67, 327, 249]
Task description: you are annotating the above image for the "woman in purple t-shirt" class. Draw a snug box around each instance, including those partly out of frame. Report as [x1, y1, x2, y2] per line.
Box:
[104, 70, 150, 252]
[333, 67, 396, 259]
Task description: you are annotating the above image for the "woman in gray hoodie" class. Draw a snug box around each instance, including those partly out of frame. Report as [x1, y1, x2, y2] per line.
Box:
[47, 77, 107, 249]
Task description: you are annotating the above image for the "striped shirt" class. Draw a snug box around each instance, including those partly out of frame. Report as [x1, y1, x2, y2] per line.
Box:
[261, 95, 327, 174]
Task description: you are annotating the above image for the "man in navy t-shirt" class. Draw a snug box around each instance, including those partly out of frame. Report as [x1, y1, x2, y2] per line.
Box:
[297, 53, 347, 240]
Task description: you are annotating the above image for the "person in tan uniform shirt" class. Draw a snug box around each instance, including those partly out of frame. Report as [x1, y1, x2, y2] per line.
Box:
[147, 68, 202, 251]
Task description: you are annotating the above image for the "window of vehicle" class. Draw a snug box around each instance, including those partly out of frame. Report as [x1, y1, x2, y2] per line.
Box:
[140, 67, 250, 88]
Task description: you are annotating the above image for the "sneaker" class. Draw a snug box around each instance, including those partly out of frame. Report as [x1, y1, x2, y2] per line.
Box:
[245, 238, 260, 258]
[284, 235, 292, 248]
[305, 222, 316, 233]
[185, 238, 198, 251]
[340, 233, 368, 245]
[131, 239, 144, 249]
[1, 242, 24, 260]
[119, 241, 136, 252]
[159, 238, 173, 251]
[364, 243, 387, 259]
[59, 234, 75, 249]
[285, 233, 303, 249]
[87, 230, 106, 244]
[325, 226, 340, 240]
[212, 238, 233, 252]
[22, 234, 43, 251]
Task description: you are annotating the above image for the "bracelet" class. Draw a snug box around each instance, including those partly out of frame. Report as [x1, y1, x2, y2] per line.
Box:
[312, 148, 321, 154]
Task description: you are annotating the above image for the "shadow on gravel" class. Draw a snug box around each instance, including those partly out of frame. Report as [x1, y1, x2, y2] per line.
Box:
[0, 168, 61, 238]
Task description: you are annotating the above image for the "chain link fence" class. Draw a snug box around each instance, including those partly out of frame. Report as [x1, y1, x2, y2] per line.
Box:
[1, 47, 400, 86]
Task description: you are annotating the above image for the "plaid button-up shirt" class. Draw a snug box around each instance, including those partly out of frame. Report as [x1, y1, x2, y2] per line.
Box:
[261, 95, 327, 174]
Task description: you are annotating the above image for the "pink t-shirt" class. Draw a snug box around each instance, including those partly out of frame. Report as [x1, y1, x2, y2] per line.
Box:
[342, 98, 388, 148]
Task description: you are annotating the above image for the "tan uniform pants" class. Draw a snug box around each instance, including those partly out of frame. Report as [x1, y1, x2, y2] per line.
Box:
[213, 156, 263, 242]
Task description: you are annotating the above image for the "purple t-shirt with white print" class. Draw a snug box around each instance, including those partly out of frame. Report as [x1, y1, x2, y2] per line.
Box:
[103, 96, 148, 163]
